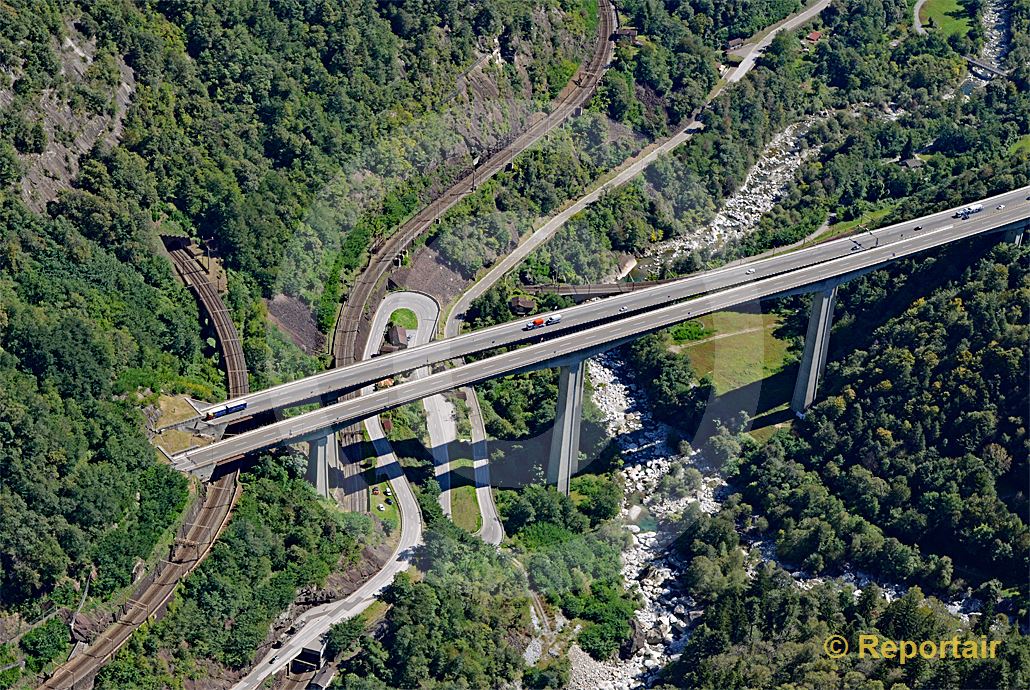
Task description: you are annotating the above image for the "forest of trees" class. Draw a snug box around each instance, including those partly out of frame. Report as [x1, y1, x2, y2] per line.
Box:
[95, 456, 373, 687]
[657, 500, 1030, 689]
[0, 196, 199, 614]
[0, 0, 597, 638]
[735, 242, 1029, 599]
[333, 490, 531, 689]
[2, 0, 1029, 687]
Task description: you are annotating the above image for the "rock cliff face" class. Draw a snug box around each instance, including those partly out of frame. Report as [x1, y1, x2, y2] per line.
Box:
[13, 23, 135, 212]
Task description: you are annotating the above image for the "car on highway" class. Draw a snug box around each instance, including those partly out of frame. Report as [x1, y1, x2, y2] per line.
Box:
[996, 204, 1005, 210]
[745, 268, 756, 274]
[914, 225, 923, 231]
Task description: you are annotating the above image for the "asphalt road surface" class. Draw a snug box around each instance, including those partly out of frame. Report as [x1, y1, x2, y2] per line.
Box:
[231, 296, 428, 690]
[177, 183, 1030, 477]
[365, 292, 457, 516]
[174, 191, 1030, 477]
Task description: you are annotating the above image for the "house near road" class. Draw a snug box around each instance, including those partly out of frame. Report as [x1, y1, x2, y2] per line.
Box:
[614, 27, 638, 44]
[509, 295, 536, 314]
[386, 325, 408, 348]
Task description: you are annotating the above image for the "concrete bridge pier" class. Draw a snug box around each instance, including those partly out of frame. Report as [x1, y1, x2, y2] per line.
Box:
[547, 356, 588, 496]
[306, 434, 332, 498]
[1003, 227, 1024, 246]
[791, 283, 839, 416]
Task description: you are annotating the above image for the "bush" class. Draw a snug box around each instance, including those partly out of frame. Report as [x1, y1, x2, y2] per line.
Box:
[19, 618, 68, 672]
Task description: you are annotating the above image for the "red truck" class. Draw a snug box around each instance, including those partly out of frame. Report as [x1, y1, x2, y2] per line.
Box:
[523, 313, 563, 331]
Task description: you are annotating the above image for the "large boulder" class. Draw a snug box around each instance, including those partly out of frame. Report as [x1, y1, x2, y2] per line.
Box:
[619, 619, 647, 659]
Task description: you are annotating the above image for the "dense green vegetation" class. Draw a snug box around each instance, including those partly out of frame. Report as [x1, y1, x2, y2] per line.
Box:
[497, 481, 638, 660]
[657, 500, 1030, 689]
[453, 1, 1029, 686]
[334, 492, 530, 689]
[94, 456, 373, 686]
[1, 0, 593, 292]
[734, 243, 1029, 598]
[676, 0, 802, 41]
[0, 0, 598, 679]
[1, 0, 1027, 687]
[18, 618, 69, 674]
[0, 198, 196, 614]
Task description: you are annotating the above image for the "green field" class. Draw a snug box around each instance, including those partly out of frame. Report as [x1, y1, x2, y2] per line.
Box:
[1009, 134, 1030, 156]
[680, 311, 789, 395]
[389, 308, 419, 330]
[674, 309, 796, 440]
[920, 0, 973, 39]
[450, 486, 482, 532]
[447, 458, 481, 533]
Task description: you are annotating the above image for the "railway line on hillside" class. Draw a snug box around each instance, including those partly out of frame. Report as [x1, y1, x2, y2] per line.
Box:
[40, 244, 248, 689]
[331, 0, 616, 370]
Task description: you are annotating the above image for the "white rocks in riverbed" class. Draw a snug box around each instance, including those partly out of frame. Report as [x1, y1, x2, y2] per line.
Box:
[645, 117, 820, 263]
[522, 637, 543, 666]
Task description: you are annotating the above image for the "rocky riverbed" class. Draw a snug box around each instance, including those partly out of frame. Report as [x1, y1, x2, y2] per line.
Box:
[980, 0, 1010, 71]
[643, 117, 819, 265]
[571, 351, 981, 689]
[957, 0, 1010, 93]
[565, 354, 724, 690]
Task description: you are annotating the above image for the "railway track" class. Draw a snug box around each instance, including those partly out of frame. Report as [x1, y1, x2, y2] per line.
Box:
[332, 0, 616, 369]
[167, 245, 250, 395]
[40, 244, 248, 690]
[41, 6, 616, 682]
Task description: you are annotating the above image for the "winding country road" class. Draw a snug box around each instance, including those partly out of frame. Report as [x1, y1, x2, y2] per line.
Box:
[913, 0, 929, 35]
[232, 294, 430, 690]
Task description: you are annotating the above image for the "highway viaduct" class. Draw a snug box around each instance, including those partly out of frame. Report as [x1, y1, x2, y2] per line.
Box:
[168, 188, 1029, 494]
